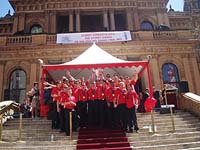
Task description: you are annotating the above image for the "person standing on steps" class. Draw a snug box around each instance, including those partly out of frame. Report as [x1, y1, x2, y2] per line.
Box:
[126, 83, 140, 132]
[30, 82, 40, 118]
[63, 88, 77, 136]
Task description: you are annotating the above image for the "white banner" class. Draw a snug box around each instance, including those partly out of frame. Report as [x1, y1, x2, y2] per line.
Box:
[56, 31, 132, 44]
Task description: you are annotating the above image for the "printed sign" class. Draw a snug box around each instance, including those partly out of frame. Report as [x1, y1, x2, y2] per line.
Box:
[56, 31, 132, 44]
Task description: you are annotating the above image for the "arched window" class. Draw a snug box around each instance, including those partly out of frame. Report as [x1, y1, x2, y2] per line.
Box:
[140, 21, 154, 31]
[30, 24, 43, 34]
[9, 69, 26, 103]
[162, 63, 180, 87]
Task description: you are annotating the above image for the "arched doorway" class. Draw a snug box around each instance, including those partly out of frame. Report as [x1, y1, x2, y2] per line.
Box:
[8, 69, 26, 103]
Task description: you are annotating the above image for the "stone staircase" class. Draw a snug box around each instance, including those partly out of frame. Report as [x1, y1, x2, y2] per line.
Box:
[0, 110, 200, 150]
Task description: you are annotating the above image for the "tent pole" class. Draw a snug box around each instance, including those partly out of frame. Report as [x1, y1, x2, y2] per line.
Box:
[147, 63, 153, 98]
[40, 68, 45, 117]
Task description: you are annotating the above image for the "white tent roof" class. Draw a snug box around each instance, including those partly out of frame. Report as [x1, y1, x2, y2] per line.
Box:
[61, 43, 128, 65]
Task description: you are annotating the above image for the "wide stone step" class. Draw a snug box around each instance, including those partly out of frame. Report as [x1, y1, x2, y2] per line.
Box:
[137, 117, 199, 123]
[130, 135, 200, 146]
[0, 140, 77, 147]
[178, 147, 200, 150]
[1, 132, 78, 142]
[127, 131, 200, 141]
[138, 120, 200, 127]
[132, 141, 200, 150]
[0, 145, 76, 150]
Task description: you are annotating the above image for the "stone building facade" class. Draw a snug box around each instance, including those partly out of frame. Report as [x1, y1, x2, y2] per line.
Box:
[0, 0, 200, 103]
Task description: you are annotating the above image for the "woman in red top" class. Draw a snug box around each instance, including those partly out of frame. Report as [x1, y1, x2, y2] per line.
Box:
[63, 88, 78, 136]
[87, 81, 97, 126]
[105, 80, 117, 128]
[126, 83, 140, 132]
[48, 81, 62, 129]
[115, 81, 127, 131]
[75, 82, 88, 128]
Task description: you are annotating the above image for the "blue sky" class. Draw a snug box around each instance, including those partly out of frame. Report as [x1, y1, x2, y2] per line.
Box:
[0, 0, 184, 17]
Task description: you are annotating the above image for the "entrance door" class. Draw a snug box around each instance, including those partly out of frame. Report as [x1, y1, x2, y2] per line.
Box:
[7, 69, 26, 103]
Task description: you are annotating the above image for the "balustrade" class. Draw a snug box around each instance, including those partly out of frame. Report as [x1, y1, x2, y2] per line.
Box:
[7, 36, 32, 44]
[0, 30, 193, 46]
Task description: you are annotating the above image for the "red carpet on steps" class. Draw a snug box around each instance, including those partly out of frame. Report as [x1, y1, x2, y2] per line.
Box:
[77, 128, 131, 150]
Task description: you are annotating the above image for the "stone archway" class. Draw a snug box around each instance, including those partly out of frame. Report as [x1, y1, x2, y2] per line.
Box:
[8, 69, 27, 103]
[3, 61, 31, 102]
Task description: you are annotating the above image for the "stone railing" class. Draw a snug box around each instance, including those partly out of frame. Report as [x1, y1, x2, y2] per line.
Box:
[0, 30, 193, 46]
[178, 92, 200, 117]
[153, 31, 178, 40]
[6, 36, 32, 45]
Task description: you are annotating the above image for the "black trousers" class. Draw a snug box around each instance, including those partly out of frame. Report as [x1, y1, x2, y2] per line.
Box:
[88, 101, 95, 126]
[107, 102, 117, 128]
[117, 103, 127, 130]
[59, 105, 65, 132]
[77, 101, 88, 127]
[51, 101, 60, 129]
[98, 100, 106, 127]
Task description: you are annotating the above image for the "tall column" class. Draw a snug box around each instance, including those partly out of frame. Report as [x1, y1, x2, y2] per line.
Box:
[163, 13, 170, 26]
[183, 56, 194, 92]
[0, 64, 4, 101]
[109, 9, 115, 31]
[133, 10, 140, 30]
[30, 63, 37, 89]
[18, 13, 25, 32]
[69, 10, 74, 32]
[157, 12, 163, 25]
[150, 56, 162, 89]
[191, 57, 200, 94]
[44, 12, 50, 33]
[142, 69, 149, 91]
[76, 10, 80, 32]
[50, 11, 57, 33]
[103, 9, 109, 31]
[126, 8, 133, 31]
[12, 15, 19, 34]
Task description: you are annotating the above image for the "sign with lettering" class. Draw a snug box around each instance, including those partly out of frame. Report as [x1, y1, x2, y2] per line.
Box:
[56, 31, 132, 44]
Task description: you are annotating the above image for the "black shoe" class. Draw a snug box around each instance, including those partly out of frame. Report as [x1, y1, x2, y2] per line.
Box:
[124, 128, 128, 132]
[135, 126, 139, 132]
[59, 130, 64, 133]
[129, 128, 133, 133]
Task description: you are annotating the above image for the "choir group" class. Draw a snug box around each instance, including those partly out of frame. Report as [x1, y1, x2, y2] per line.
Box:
[45, 69, 140, 136]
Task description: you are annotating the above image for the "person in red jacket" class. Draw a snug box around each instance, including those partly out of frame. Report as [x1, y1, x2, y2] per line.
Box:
[87, 81, 97, 126]
[95, 79, 107, 127]
[75, 81, 88, 128]
[105, 80, 117, 128]
[126, 83, 140, 132]
[115, 81, 127, 131]
[63, 88, 77, 136]
[49, 81, 62, 129]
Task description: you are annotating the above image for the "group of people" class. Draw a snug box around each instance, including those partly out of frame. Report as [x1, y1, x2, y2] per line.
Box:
[45, 69, 141, 136]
